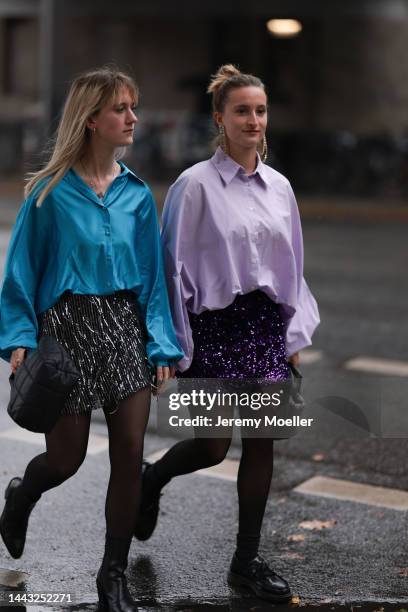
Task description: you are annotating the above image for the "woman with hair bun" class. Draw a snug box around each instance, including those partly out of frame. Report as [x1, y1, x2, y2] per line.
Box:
[135, 64, 319, 602]
[0, 66, 183, 611]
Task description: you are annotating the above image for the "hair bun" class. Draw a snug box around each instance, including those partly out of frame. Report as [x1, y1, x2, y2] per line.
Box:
[216, 64, 241, 79]
[207, 64, 241, 94]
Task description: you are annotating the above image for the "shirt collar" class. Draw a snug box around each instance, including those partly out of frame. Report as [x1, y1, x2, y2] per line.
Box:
[211, 146, 269, 186]
[66, 161, 144, 189]
[65, 161, 145, 206]
[117, 161, 145, 185]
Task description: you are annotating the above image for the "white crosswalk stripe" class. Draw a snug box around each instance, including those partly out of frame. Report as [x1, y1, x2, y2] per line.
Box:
[0, 427, 109, 455]
[344, 356, 408, 377]
[0, 568, 28, 588]
[299, 349, 323, 364]
[294, 475, 408, 511]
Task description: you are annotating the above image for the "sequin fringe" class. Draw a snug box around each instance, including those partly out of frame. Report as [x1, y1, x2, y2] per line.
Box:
[38, 291, 152, 415]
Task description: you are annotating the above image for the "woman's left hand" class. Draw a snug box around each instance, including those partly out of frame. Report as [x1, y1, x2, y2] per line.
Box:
[154, 365, 176, 395]
[288, 352, 300, 367]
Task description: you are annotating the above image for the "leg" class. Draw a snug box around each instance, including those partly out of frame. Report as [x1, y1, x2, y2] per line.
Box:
[97, 387, 150, 612]
[23, 413, 91, 499]
[103, 388, 151, 539]
[153, 436, 232, 486]
[149, 364, 233, 490]
[0, 413, 91, 558]
[133, 435, 232, 542]
[228, 436, 291, 602]
[236, 437, 275, 562]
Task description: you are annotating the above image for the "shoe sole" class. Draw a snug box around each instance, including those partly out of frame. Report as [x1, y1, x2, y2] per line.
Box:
[228, 570, 292, 603]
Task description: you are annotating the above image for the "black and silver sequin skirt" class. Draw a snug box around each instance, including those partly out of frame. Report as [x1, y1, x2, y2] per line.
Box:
[38, 291, 152, 416]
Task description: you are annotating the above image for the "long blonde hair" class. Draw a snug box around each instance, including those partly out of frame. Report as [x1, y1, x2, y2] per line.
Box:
[25, 66, 138, 207]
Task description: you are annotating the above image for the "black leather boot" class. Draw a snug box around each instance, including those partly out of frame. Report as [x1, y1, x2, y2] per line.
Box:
[96, 534, 138, 612]
[0, 477, 39, 559]
[228, 553, 292, 603]
[133, 461, 162, 542]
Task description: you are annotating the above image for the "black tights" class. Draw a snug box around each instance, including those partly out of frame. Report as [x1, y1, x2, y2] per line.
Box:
[19, 388, 151, 540]
[151, 435, 275, 561]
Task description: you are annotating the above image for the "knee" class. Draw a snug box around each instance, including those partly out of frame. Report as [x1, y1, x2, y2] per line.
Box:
[110, 437, 144, 470]
[48, 453, 86, 482]
[201, 440, 230, 466]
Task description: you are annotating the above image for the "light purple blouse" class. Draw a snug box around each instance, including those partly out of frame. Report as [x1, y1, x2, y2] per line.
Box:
[161, 147, 320, 372]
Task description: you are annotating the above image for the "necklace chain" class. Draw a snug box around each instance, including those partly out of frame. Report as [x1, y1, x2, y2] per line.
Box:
[80, 159, 117, 198]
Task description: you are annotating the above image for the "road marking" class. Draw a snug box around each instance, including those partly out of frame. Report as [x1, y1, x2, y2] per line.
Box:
[300, 349, 323, 364]
[294, 475, 408, 511]
[0, 427, 109, 455]
[148, 451, 408, 510]
[87, 433, 109, 455]
[197, 459, 238, 481]
[0, 568, 28, 587]
[344, 356, 408, 377]
[146, 448, 238, 481]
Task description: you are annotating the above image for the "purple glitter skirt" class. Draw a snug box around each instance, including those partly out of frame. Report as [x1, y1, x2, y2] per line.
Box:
[180, 290, 289, 381]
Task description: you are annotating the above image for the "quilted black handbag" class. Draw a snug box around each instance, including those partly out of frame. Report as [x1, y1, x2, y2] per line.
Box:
[7, 336, 80, 434]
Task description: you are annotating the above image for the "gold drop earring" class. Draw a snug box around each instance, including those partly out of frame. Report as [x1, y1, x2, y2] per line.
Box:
[219, 124, 229, 155]
[261, 134, 268, 162]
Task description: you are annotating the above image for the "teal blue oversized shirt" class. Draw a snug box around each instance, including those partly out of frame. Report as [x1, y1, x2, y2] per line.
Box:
[0, 162, 184, 366]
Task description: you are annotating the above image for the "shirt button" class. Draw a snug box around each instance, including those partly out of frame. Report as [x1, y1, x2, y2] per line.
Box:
[105, 229, 110, 236]
[249, 207, 255, 211]
[107, 281, 112, 287]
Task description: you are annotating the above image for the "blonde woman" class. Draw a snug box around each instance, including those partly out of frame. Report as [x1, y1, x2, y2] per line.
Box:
[135, 65, 319, 603]
[0, 67, 182, 612]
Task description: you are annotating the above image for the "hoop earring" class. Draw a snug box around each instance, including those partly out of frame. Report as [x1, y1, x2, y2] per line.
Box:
[261, 134, 268, 162]
[219, 124, 228, 155]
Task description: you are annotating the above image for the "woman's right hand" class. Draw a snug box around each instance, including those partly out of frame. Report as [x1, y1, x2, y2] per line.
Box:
[10, 348, 26, 374]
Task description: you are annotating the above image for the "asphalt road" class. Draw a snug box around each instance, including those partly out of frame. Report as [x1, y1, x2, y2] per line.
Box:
[0, 216, 407, 610]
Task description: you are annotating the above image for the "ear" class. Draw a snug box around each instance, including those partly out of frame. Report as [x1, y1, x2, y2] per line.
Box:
[86, 116, 97, 130]
[213, 112, 222, 127]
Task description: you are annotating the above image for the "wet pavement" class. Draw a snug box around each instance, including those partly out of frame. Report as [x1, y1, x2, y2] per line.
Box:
[0, 421, 407, 610]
